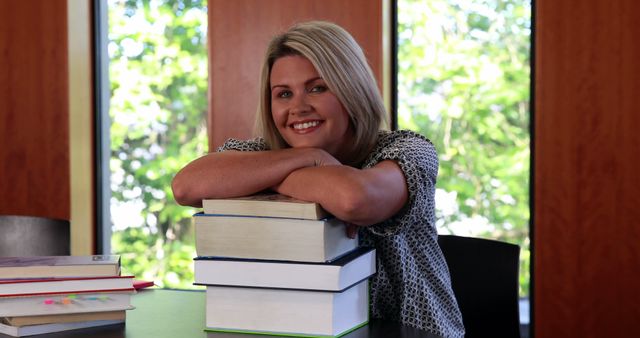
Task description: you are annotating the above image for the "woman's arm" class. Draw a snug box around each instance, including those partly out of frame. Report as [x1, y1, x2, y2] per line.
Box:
[171, 147, 340, 207]
[273, 160, 408, 226]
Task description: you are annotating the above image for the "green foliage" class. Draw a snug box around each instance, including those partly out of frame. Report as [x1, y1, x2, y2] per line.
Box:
[398, 0, 531, 296]
[108, 0, 208, 289]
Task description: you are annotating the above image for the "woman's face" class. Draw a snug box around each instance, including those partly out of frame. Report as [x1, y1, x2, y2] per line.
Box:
[270, 55, 352, 158]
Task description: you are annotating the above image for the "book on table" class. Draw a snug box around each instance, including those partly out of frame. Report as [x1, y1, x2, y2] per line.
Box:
[0, 255, 132, 336]
[202, 193, 330, 220]
[0, 318, 124, 337]
[0, 275, 135, 297]
[0, 291, 135, 317]
[204, 279, 369, 338]
[1, 310, 125, 327]
[0, 255, 120, 280]
[194, 247, 375, 292]
[194, 213, 357, 262]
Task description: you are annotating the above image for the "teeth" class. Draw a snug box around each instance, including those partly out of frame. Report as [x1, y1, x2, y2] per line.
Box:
[292, 121, 320, 130]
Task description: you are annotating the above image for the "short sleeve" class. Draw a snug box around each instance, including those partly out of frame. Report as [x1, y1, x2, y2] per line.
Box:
[363, 130, 439, 237]
[216, 138, 268, 152]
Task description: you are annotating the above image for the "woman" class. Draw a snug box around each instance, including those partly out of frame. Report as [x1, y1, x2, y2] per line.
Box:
[172, 21, 465, 338]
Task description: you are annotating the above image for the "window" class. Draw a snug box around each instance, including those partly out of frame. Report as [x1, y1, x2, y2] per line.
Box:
[397, 0, 531, 298]
[107, 0, 208, 288]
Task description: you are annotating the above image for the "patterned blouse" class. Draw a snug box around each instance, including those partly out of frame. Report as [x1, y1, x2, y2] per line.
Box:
[218, 130, 465, 338]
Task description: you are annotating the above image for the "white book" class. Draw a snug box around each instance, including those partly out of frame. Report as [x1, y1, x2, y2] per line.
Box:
[0, 255, 120, 280]
[2, 310, 126, 327]
[202, 193, 330, 220]
[0, 276, 134, 297]
[194, 213, 357, 262]
[0, 319, 124, 337]
[0, 291, 135, 317]
[194, 247, 375, 291]
[205, 280, 369, 337]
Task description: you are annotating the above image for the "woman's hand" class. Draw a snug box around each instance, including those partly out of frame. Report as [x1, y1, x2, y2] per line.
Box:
[346, 222, 359, 239]
[270, 148, 340, 192]
[310, 147, 342, 167]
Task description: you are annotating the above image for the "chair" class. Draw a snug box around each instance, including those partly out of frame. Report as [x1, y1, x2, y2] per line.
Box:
[0, 215, 70, 256]
[438, 235, 521, 338]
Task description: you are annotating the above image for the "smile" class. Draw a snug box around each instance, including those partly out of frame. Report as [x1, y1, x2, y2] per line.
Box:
[291, 120, 322, 130]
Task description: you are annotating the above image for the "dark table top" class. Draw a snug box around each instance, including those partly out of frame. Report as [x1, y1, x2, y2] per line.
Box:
[1, 289, 440, 338]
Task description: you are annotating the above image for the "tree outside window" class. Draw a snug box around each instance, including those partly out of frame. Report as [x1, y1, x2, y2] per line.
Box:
[108, 0, 207, 288]
[398, 0, 531, 296]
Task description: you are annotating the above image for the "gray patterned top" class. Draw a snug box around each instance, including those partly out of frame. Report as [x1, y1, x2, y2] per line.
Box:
[218, 130, 465, 338]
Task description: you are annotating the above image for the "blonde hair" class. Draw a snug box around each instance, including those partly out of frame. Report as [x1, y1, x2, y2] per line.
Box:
[256, 21, 388, 166]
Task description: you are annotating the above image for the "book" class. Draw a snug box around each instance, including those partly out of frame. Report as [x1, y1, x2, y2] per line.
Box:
[202, 193, 330, 220]
[204, 280, 369, 337]
[133, 279, 155, 290]
[0, 319, 124, 337]
[0, 291, 135, 317]
[2, 310, 125, 326]
[0, 255, 121, 280]
[0, 276, 135, 297]
[194, 247, 375, 292]
[194, 213, 357, 262]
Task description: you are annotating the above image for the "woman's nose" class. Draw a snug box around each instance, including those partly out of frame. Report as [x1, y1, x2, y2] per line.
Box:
[289, 93, 311, 115]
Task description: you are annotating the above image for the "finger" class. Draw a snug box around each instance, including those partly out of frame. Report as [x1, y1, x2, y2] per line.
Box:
[346, 223, 358, 239]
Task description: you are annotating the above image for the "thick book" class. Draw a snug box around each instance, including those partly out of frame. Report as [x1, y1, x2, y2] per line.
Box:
[0, 276, 135, 297]
[0, 291, 135, 317]
[205, 280, 369, 337]
[0, 319, 124, 337]
[194, 247, 375, 292]
[202, 193, 330, 220]
[0, 255, 121, 280]
[194, 213, 357, 262]
[1, 310, 125, 327]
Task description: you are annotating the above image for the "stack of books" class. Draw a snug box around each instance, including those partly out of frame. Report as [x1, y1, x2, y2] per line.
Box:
[0, 255, 135, 337]
[193, 193, 376, 337]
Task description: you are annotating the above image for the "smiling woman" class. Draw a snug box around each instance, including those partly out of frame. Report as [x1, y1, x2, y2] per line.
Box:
[269, 55, 353, 162]
[254, 22, 387, 168]
[172, 21, 466, 337]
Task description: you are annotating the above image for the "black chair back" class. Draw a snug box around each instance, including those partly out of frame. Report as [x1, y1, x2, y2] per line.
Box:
[438, 235, 521, 338]
[0, 215, 70, 256]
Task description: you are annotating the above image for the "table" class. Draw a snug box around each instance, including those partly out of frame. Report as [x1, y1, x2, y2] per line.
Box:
[1, 289, 440, 338]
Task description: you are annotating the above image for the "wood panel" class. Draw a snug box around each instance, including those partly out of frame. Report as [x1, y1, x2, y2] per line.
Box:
[535, 0, 640, 336]
[0, 0, 70, 220]
[208, 0, 386, 150]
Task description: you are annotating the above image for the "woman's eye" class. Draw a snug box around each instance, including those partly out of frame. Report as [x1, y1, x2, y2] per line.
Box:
[277, 90, 292, 98]
[310, 85, 327, 93]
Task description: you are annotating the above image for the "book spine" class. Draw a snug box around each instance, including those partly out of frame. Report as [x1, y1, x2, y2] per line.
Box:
[0, 287, 136, 298]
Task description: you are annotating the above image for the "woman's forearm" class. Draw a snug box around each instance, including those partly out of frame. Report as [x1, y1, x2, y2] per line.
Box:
[274, 160, 408, 226]
[171, 148, 324, 207]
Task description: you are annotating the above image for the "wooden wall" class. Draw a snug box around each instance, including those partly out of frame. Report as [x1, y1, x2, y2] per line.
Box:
[207, 0, 387, 150]
[534, 0, 640, 336]
[0, 1, 94, 255]
[0, 1, 70, 220]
